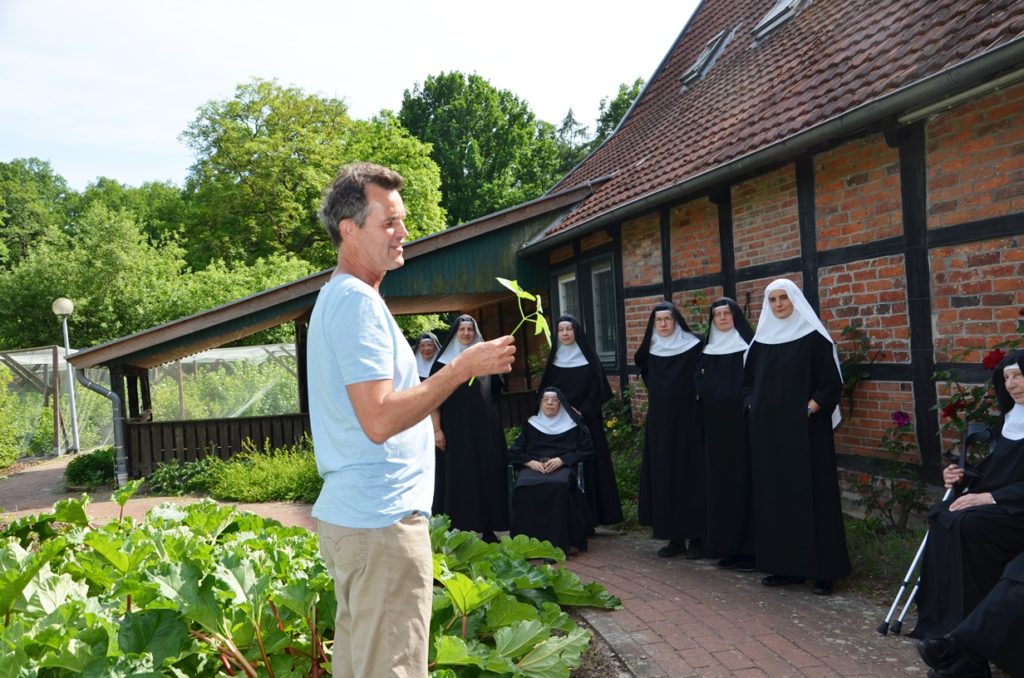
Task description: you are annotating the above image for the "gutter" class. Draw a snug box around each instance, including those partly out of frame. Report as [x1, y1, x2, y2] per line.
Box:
[76, 368, 128, 487]
[520, 38, 1024, 257]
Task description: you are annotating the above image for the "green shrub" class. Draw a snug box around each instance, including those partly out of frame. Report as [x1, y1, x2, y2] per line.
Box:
[146, 454, 224, 496]
[28, 405, 55, 456]
[64, 447, 114, 489]
[0, 367, 21, 470]
[844, 516, 921, 597]
[205, 436, 322, 503]
[603, 390, 644, 527]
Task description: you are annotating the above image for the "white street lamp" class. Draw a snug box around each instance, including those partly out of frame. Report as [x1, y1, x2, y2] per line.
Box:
[51, 297, 80, 454]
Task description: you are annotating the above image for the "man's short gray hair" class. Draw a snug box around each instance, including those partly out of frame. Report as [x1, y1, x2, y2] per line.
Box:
[319, 163, 405, 248]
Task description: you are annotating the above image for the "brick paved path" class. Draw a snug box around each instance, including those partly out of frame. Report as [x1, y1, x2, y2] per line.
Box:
[2, 457, 930, 676]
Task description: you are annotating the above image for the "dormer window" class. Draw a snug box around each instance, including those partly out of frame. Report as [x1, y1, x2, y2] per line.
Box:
[752, 0, 804, 39]
[680, 29, 732, 90]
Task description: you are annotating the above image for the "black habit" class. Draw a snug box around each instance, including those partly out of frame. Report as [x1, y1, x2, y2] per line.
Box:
[431, 316, 509, 533]
[539, 315, 623, 526]
[699, 298, 756, 557]
[952, 552, 1024, 677]
[509, 390, 594, 552]
[910, 432, 1024, 639]
[635, 301, 705, 541]
[415, 331, 445, 516]
[744, 331, 851, 581]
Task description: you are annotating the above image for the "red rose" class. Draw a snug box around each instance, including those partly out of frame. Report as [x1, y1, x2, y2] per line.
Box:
[941, 401, 964, 419]
[982, 349, 1006, 370]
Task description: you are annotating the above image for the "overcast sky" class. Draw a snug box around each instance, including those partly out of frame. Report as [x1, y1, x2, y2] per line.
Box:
[0, 1, 701, 191]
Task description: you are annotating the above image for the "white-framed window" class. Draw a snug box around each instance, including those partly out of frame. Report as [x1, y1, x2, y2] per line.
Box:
[558, 272, 580, 320]
[590, 263, 616, 359]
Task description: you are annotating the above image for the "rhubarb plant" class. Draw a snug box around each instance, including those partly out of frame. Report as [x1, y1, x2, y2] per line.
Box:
[0, 500, 619, 677]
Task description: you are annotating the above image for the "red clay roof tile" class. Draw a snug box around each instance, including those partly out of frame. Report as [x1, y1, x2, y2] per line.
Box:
[538, 0, 1024, 242]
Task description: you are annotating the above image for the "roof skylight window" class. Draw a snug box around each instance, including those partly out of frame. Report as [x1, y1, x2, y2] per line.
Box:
[752, 0, 804, 39]
[679, 29, 732, 90]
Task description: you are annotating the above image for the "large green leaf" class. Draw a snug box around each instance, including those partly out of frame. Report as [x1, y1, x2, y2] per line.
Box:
[493, 619, 550, 660]
[483, 593, 538, 631]
[83, 531, 129, 574]
[112, 479, 144, 508]
[432, 635, 484, 668]
[0, 537, 67, 618]
[117, 609, 190, 667]
[499, 534, 564, 563]
[548, 568, 622, 609]
[515, 626, 590, 677]
[0, 646, 27, 678]
[52, 495, 91, 527]
[150, 560, 224, 633]
[440, 572, 501, 617]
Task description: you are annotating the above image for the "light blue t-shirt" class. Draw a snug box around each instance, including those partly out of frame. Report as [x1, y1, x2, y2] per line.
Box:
[307, 274, 434, 528]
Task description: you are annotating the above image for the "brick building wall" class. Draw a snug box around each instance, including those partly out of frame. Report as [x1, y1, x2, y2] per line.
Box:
[732, 166, 801, 269]
[538, 80, 1023, 479]
[620, 213, 662, 286]
[818, 256, 911, 364]
[926, 81, 1024, 228]
[669, 198, 721, 280]
[815, 135, 902, 250]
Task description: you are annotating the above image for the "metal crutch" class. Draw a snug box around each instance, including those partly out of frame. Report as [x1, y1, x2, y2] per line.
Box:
[876, 422, 989, 635]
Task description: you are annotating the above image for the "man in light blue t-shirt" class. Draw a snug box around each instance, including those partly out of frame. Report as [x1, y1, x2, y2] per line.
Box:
[309, 163, 515, 678]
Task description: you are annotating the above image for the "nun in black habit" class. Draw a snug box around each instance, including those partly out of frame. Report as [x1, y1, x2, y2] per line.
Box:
[743, 278, 851, 595]
[414, 331, 445, 515]
[911, 350, 1024, 641]
[698, 298, 755, 569]
[509, 387, 594, 553]
[634, 301, 705, 557]
[539, 315, 624, 526]
[431, 315, 509, 540]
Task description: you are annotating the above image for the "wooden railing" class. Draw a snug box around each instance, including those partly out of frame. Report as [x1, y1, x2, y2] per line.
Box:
[125, 414, 310, 478]
[125, 390, 538, 478]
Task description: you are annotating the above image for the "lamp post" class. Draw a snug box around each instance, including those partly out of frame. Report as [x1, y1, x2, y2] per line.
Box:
[51, 297, 80, 454]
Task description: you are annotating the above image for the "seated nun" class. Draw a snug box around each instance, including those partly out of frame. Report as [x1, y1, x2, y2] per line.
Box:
[509, 387, 594, 554]
[911, 349, 1024, 640]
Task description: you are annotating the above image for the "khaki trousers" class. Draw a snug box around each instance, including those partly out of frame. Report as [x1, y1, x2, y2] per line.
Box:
[317, 514, 433, 678]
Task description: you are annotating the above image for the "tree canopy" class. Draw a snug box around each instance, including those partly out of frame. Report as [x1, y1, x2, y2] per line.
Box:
[0, 158, 73, 270]
[399, 71, 563, 225]
[0, 203, 315, 350]
[181, 79, 445, 270]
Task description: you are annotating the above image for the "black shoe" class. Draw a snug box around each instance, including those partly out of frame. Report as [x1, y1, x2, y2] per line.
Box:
[761, 574, 805, 587]
[684, 538, 704, 560]
[736, 559, 757, 572]
[812, 580, 833, 595]
[657, 539, 686, 558]
[917, 636, 959, 670]
[718, 556, 741, 569]
[481, 531, 499, 544]
[926, 650, 991, 678]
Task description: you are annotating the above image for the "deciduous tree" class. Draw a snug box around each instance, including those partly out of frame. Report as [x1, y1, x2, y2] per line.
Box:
[399, 71, 562, 225]
[181, 79, 444, 269]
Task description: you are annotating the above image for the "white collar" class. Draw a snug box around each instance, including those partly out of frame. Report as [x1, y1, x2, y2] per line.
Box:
[553, 341, 589, 368]
[703, 326, 749, 355]
[650, 325, 700, 357]
[415, 354, 435, 379]
[438, 322, 483, 364]
[527, 407, 577, 435]
[1003, 403, 1024, 441]
[748, 279, 844, 429]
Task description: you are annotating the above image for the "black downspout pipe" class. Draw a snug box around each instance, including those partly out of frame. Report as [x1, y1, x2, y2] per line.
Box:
[75, 368, 128, 487]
